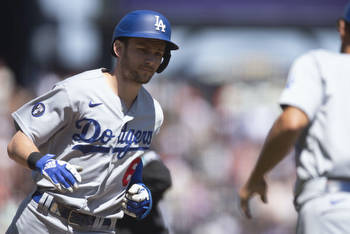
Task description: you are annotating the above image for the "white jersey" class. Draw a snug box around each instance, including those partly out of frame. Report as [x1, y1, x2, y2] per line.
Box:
[12, 68, 163, 218]
[279, 49, 350, 206]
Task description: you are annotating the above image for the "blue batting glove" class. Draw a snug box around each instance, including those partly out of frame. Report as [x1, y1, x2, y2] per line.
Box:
[35, 154, 83, 193]
[122, 183, 153, 219]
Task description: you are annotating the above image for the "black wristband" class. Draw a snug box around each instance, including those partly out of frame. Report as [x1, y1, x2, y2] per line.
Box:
[27, 152, 44, 170]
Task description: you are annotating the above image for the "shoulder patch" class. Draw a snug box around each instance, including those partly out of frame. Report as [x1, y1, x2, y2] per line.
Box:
[32, 102, 45, 117]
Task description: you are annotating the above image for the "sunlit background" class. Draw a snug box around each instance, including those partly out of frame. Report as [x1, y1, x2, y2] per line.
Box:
[0, 0, 348, 233]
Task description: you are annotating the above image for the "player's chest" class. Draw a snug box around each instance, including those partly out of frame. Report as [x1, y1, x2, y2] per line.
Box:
[70, 103, 155, 157]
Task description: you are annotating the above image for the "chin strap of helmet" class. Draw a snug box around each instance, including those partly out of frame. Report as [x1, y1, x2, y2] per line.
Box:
[156, 49, 171, 73]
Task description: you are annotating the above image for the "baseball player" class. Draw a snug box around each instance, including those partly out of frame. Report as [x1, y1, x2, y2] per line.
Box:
[239, 3, 350, 234]
[6, 10, 178, 234]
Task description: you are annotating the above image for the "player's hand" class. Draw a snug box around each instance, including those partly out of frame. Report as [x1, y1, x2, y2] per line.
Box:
[239, 176, 268, 219]
[35, 154, 83, 193]
[122, 183, 152, 220]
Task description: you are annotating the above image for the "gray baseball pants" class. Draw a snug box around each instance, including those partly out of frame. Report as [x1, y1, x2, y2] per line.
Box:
[297, 191, 350, 234]
[6, 193, 117, 234]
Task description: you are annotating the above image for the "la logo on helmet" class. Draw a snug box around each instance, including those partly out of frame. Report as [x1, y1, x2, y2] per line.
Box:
[154, 15, 166, 32]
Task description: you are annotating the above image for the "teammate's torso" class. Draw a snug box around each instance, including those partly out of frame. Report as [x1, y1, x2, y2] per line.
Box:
[307, 50, 350, 178]
[281, 50, 350, 180]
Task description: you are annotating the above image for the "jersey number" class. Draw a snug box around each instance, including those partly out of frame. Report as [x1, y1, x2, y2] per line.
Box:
[122, 157, 141, 187]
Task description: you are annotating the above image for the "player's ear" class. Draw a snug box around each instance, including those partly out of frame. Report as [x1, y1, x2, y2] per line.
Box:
[337, 18, 347, 39]
[113, 40, 124, 58]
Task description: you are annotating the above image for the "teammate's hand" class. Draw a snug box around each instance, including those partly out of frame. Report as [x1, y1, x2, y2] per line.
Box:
[239, 176, 268, 219]
[35, 154, 83, 193]
[122, 183, 152, 219]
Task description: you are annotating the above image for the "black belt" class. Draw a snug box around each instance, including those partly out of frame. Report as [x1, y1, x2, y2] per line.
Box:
[32, 191, 115, 228]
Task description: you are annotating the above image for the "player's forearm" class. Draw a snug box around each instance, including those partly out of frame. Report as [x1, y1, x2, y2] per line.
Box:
[250, 125, 299, 180]
[249, 111, 305, 181]
[7, 130, 40, 169]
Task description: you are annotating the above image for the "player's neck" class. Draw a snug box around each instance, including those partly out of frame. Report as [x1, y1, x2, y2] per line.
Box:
[340, 39, 350, 53]
[341, 44, 350, 54]
[104, 73, 141, 109]
[117, 79, 141, 110]
[106, 71, 141, 110]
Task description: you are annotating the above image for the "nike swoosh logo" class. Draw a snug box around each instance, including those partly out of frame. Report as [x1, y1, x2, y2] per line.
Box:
[330, 198, 346, 205]
[89, 101, 103, 108]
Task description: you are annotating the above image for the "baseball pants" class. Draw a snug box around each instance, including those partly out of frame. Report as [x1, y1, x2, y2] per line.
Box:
[6, 193, 116, 234]
[297, 191, 350, 234]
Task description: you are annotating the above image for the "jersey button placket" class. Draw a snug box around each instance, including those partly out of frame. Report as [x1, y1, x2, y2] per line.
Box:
[110, 117, 134, 164]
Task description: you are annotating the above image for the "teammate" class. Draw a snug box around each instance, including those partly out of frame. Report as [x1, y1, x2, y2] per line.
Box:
[6, 10, 178, 234]
[240, 3, 350, 234]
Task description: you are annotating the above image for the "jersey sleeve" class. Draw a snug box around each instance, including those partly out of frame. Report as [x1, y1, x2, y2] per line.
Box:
[12, 84, 74, 146]
[153, 99, 164, 135]
[279, 52, 324, 120]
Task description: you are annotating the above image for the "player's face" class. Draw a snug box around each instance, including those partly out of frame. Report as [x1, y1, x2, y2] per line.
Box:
[120, 38, 166, 84]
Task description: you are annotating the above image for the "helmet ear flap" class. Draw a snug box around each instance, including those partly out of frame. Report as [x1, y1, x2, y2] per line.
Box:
[157, 50, 171, 73]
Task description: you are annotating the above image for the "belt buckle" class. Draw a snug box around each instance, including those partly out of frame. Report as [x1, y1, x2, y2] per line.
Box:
[67, 210, 81, 226]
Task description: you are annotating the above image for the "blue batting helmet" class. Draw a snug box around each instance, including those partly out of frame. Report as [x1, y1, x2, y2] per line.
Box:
[111, 10, 179, 73]
[344, 2, 350, 22]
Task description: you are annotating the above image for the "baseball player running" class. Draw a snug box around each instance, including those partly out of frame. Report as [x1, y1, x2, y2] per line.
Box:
[6, 10, 178, 234]
[240, 3, 350, 234]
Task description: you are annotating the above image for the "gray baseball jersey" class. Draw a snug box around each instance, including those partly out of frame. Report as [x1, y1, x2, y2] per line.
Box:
[12, 68, 163, 218]
[279, 49, 350, 207]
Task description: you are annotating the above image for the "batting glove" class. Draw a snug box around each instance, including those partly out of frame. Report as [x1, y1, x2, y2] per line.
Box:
[35, 154, 82, 193]
[122, 183, 153, 220]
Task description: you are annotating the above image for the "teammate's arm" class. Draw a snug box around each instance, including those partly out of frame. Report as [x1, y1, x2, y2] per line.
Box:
[239, 106, 309, 218]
